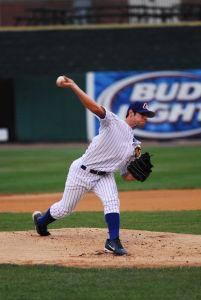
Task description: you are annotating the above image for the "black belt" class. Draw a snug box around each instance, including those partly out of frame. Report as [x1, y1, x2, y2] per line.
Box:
[81, 165, 106, 176]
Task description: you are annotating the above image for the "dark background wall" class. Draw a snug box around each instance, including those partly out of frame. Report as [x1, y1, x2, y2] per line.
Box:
[1, 25, 201, 78]
[0, 79, 15, 140]
[0, 24, 201, 142]
[14, 74, 86, 142]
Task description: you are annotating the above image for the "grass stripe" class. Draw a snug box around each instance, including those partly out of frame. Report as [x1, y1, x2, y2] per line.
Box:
[1, 211, 201, 234]
[0, 145, 201, 193]
[0, 265, 201, 300]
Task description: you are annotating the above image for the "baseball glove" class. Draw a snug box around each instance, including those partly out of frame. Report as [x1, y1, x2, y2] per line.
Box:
[127, 152, 153, 182]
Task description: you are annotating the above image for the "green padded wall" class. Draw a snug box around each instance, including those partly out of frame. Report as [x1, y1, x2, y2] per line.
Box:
[14, 74, 86, 141]
[1, 25, 201, 78]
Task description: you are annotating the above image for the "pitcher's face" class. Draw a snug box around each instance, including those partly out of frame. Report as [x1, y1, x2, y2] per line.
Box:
[126, 109, 148, 129]
[134, 112, 148, 128]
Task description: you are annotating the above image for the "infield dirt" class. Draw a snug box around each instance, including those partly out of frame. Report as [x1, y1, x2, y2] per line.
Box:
[1, 228, 201, 268]
[1, 189, 201, 268]
[0, 189, 201, 212]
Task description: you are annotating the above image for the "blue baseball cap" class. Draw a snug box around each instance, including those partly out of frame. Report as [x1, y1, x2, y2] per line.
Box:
[126, 102, 155, 118]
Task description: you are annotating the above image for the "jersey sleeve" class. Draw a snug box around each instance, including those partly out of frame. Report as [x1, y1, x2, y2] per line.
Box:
[95, 107, 118, 126]
[119, 165, 128, 176]
[120, 139, 142, 176]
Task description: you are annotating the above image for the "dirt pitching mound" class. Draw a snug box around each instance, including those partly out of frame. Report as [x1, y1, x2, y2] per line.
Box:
[1, 228, 201, 268]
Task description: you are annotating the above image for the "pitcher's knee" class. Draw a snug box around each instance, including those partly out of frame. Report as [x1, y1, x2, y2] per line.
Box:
[104, 199, 120, 215]
[50, 202, 72, 219]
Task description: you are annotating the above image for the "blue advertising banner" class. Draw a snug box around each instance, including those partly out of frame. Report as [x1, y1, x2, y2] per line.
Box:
[86, 71, 201, 140]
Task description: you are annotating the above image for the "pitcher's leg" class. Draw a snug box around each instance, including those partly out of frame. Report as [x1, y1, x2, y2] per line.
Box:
[93, 173, 120, 239]
[93, 173, 120, 215]
[33, 159, 89, 236]
[93, 174, 127, 255]
[50, 178, 88, 219]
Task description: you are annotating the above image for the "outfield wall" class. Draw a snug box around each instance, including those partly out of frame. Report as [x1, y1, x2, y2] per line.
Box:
[1, 24, 201, 78]
[14, 74, 86, 142]
[1, 24, 201, 142]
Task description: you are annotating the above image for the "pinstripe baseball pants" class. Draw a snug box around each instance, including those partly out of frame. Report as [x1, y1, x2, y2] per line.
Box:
[50, 158, 120, 219]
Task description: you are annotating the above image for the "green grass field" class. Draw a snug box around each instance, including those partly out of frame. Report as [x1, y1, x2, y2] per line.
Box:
[1, 265, 201, 300]
[0, 144, 201, 300]
[0, 144, 201, 194]
[1, 210, 201, 234]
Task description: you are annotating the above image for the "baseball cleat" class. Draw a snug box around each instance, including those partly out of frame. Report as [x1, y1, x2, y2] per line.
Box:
[32, 211, 50, 236]
[104, 238, 128, 256]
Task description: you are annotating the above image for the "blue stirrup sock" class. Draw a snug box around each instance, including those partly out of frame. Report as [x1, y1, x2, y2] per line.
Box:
[38, 208, 55, 227]
[105, 213, 120, 240]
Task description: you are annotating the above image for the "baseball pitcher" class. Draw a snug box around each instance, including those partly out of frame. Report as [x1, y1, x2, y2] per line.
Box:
[33, 75, 155, 255]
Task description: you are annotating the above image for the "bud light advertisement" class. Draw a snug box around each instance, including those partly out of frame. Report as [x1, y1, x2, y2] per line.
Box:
[86, 71, 201, 140]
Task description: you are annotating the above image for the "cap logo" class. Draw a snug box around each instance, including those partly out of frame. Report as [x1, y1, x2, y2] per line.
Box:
[143, 103, 148, 110]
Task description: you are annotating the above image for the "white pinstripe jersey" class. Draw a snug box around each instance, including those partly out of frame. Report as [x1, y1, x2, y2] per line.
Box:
[81, 108, 141, 174]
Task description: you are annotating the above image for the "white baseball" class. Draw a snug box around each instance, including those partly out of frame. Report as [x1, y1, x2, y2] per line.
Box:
[56, 76, 65, 87]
